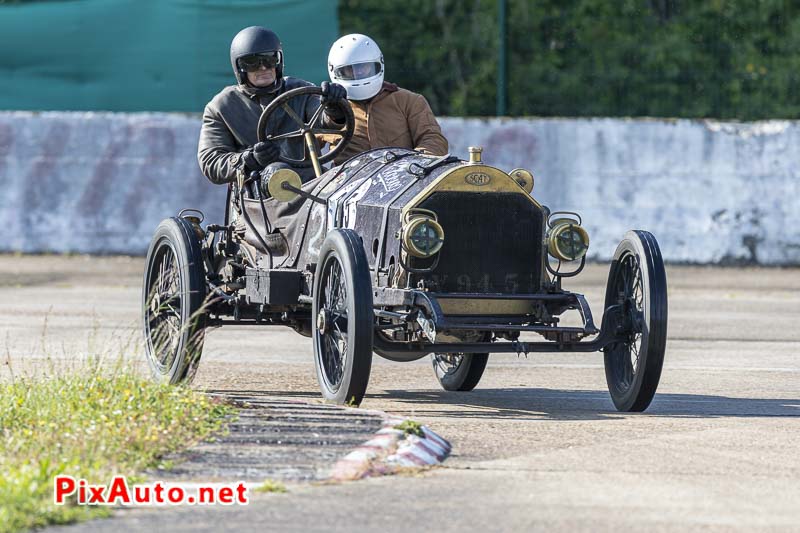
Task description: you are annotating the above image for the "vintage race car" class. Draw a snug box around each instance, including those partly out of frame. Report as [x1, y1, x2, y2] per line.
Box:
[142, 86, 668, 411]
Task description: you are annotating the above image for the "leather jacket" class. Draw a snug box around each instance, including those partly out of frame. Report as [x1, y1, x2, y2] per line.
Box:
[198, 77, 321, 184]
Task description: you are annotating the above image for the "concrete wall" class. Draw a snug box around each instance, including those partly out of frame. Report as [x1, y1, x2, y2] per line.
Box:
[446, 118, 800, 265]
[0, 112, 797, 264]
[0, 112, 223, 255]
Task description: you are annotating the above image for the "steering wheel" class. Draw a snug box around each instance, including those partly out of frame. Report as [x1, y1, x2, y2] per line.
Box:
[257, 86, 355, 176]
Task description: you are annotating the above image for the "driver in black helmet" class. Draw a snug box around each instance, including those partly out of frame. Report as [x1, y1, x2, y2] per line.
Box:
[198, 26, 346, 185]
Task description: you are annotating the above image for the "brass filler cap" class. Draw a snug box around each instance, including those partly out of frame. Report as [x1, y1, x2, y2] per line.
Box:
[468, 146, 483, 163]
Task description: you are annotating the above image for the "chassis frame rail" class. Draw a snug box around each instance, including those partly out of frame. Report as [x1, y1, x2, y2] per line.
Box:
[372, 287, 626, 355]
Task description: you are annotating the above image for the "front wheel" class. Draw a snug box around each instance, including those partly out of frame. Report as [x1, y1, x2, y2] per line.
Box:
[142, 217, 207, 384]
[603, 230, 668, 412]
[431, 353, 488, 391]
[312, 229, 373, 405]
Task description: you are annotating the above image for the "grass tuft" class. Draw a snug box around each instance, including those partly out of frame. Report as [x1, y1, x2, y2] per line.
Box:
[0, 368, 233, 533]
[253, 479, 287, 494]
[393, 419, 425, 438]
[344, 396, 359, 408]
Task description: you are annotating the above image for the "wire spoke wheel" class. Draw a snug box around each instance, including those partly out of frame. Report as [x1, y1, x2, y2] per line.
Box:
[433, 352, 464, 375]
[317, 257, 348, 390]
[312, 229, 373, 405]
[431, 351, 488, 392]
[603, 230, 668, 412]
[607, 253, 644, 391]
[142, 218, 207, 384]
[145, 244, 183, 371]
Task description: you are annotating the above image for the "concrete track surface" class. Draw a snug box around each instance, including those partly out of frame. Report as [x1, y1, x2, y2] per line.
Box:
[1, 255, 798, 532]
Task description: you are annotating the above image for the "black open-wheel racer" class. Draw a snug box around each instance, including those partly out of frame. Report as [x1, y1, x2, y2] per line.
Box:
[142, 86, 668, 411]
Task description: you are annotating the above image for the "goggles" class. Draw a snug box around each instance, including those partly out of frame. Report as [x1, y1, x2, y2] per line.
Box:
[238, 52, 280, 72]
[333, 61, 382, 81]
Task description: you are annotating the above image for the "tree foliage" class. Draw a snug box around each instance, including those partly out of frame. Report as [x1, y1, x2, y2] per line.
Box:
[340, 0, 800, 118]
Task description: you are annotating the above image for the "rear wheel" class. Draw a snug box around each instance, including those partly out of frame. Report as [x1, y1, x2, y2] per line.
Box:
[603, 230, 668, 411]
[312, 229, 373, 405]
[431, 352, 488, 391]
[142, 218, 207, 384]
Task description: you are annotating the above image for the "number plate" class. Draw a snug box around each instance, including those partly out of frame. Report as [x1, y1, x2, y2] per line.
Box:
[465, 172, 491, 186]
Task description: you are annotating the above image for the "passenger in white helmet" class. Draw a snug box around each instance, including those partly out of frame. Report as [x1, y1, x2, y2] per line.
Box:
[321, 33, 448, 165]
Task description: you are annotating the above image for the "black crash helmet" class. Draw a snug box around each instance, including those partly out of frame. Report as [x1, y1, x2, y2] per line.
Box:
[229, 26, 284, 88]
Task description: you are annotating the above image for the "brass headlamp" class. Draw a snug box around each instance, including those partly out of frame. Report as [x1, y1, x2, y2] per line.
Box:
[401, 209, 445, 258]
[547, 219, 590, 262]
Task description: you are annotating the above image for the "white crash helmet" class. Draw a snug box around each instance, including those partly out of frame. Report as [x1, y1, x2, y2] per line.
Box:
[328, 34, 385, 101]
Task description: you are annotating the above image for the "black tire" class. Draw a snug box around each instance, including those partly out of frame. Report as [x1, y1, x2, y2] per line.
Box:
[312, 229, 373, 405]
[603, 230, 668, 412]
[142, 217, 207, 384]
[431, 353, 488, 391]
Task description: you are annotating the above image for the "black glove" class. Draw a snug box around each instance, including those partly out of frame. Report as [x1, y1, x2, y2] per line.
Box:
[320, 82, 347, 122]
[242, 141, 280, 171]
[320, 81, 347, 103]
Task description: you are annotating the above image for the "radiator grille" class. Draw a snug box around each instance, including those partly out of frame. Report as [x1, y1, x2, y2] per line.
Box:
[415, 192, 544, 294]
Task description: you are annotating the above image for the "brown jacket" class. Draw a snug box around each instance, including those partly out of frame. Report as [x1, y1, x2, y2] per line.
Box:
[325, 82, 448, 165]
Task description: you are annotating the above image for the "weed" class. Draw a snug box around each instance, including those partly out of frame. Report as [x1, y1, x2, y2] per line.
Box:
[394, 419, 425, 437]
[253, 479, 288, 494]
[344, 396, 360, 408]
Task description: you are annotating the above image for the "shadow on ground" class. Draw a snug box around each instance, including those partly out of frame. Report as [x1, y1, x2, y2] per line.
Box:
[381, 388, 800, 420]
[211, 388, 800, 421]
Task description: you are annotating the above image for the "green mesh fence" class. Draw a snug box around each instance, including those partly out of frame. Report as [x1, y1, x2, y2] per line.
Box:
[0, 0, 339, 112]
